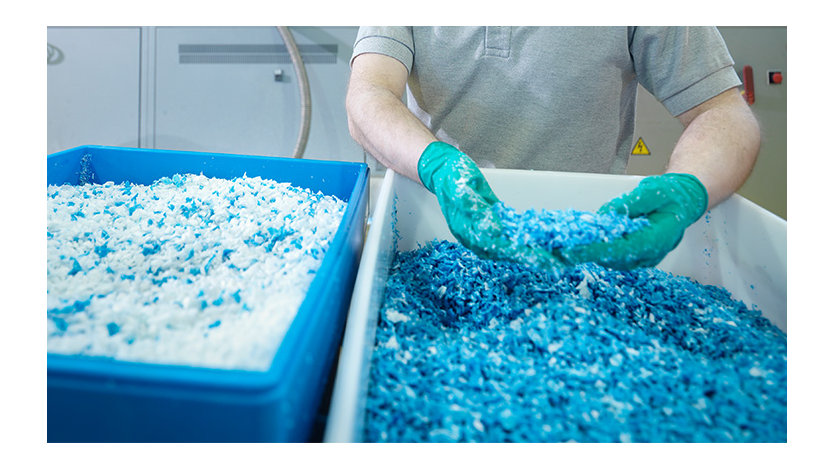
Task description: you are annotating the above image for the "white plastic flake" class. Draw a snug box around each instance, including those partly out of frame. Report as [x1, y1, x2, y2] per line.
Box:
[385, 309, 409, 323]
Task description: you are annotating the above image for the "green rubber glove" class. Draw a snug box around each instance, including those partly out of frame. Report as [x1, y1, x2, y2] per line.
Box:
[563, 173, 709, 270]
[418, 141, 564, 270]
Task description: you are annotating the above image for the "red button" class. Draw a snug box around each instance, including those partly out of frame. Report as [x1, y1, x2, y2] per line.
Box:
[770, 72, 783, 84]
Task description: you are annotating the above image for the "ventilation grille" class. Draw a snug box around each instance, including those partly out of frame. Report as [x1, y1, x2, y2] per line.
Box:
[179, 44, 338, 64]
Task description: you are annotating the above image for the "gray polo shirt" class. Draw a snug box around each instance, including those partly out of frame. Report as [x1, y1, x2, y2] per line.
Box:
[351, 26, 741, 174]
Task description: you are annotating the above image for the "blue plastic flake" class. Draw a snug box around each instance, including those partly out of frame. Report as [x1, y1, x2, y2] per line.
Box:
[141, 241, 162, 256]
[204, 253, 217, 274]
[128, 204, 143, 216]
[52, 317, 69, 332]
[106, 322, 121, 336]
[94, 243, 112, 258]
[67, 258, 83, 276]
[363, 240, 787, 443]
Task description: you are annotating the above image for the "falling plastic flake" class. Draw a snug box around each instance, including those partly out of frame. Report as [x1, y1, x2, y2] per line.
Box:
[363, 240, 787, 443]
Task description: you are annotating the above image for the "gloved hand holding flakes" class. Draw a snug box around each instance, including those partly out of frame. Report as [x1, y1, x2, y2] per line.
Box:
[561, 173, 709, 270]
[493, 201, 651, 253]
[418, 141, 563, 270]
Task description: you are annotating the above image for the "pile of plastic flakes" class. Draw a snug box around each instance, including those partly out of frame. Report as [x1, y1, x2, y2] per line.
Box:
[364, 239, 787, 442]
[47, 173, 346, 371]
[493, 202, 650, 251]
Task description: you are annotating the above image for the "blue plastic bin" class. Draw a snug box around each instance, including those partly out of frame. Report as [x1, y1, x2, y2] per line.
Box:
[47, 146, 369, 442]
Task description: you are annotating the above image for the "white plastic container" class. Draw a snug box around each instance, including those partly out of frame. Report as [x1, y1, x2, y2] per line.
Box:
[324, 168, 787, 442]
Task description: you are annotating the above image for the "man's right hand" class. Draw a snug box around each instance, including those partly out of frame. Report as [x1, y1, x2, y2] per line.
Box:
[418, 141, 565, 270]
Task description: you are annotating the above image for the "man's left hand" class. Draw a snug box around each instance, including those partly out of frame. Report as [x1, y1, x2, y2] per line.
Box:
[563, 173, 709, 270]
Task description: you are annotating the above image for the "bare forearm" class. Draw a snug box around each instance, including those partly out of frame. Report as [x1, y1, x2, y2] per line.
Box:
[346, 73, 436, 183]
[667, 89, 761, 209]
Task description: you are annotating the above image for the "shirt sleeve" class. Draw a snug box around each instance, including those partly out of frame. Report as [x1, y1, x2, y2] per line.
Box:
[630, 26, 742, 116]
[351, 26, 415, 74]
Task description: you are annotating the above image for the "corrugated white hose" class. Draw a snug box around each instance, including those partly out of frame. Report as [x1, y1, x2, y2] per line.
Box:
[277, 26, 311, 159]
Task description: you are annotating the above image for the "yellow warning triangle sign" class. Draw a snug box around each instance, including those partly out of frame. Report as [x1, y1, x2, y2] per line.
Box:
[631, 137, 651, 156]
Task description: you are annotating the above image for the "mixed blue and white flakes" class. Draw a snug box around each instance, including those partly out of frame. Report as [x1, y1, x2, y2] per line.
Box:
[493, 202, 650, 251]
[47, 173, 346, 371]
[364, 239, 787, 443]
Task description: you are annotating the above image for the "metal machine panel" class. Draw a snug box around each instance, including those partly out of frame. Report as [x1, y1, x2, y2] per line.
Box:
[153, 26, 363, 162]
[627, 26, 787, 219]
[47, 27, 142, 154]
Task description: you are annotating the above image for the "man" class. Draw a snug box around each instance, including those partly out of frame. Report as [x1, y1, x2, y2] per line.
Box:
[345, 27, 760, 270]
